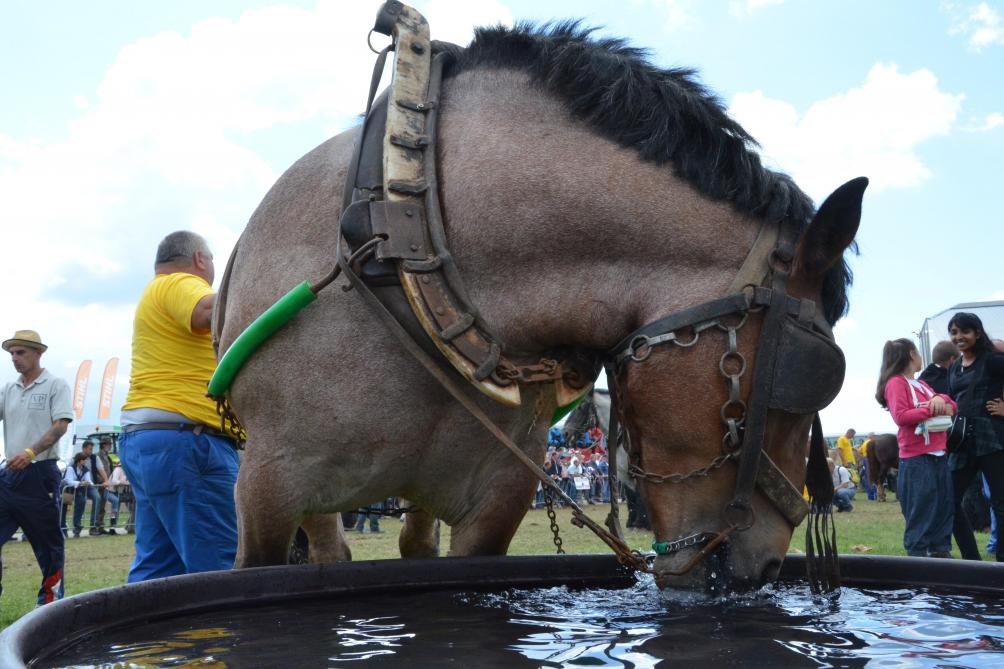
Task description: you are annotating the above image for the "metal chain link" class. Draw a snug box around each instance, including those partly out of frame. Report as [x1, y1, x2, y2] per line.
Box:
[543, 487, 565, 554]
[716, 319, 748, 451]
[626, 313, 753, 484]
[629, 451, 737, 484]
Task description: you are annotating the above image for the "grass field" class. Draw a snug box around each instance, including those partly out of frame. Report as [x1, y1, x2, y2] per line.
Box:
[1, 494, 995, 630]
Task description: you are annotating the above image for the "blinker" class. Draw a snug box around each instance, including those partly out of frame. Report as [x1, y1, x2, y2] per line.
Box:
[768, 318, 845, 414]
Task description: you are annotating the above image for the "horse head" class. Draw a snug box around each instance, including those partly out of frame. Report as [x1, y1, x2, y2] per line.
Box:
[432, 25, 866, 591]
[611, 179, 865, 592]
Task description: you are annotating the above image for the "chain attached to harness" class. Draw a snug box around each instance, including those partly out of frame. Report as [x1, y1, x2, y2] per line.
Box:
[628, 451, 738, 485]
[542, 487, 565, 555]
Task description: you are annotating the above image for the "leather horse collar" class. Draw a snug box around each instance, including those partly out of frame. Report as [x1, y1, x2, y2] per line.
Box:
[339, 1, 598, 414]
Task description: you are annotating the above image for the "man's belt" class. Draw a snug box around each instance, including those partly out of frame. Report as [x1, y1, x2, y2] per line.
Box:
[122, 422, 236, 444]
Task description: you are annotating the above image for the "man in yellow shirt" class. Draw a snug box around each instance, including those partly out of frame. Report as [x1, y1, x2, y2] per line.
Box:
[119, 231, 239, 582]
[858, 433, 876, 500]
[836, 428, 857, 471]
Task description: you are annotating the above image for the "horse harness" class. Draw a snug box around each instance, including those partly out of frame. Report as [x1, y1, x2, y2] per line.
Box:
[338, 2, 845, 577]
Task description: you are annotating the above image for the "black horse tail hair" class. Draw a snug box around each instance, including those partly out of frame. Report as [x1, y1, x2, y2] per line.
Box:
[804, 414, 840, 594]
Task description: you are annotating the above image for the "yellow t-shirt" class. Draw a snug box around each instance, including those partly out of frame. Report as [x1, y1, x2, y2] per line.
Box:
[837, 435, 856, 466]
[122, 272, 218, 427]
[859, 438, 872, 458]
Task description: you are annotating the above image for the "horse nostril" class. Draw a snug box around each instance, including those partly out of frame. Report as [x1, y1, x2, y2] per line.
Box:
[761, 558, 783, 584]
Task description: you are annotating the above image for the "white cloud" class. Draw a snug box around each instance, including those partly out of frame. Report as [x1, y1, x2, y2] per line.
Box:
[945, 1, 1004, 51]
[964, 111, 1004, 131]
[636, 0, 700, 32]
[424, 0, 512, 44]
[729, 0, 786, 18]
[0, 0, 511, 437]
[728, 63, 963, 199]
[832, 316, 858, 343]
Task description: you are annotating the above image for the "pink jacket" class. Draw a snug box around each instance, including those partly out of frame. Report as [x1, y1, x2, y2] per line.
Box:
[883, 375, 957, 458]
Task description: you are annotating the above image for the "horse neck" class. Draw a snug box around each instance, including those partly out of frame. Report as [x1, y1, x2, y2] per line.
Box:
[438, 68, 762, 353]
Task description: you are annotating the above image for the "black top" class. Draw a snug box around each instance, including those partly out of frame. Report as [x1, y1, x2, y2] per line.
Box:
[918, 363, 950, 395]
[948, 350, 1004, 449]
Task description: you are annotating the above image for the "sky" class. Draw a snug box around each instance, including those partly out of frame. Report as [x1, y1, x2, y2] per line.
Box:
[1, 0, 1002, 452]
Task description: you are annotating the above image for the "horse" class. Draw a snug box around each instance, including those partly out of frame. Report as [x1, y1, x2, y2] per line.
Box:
[214, 5, 864, 592]
[865, 434, 898, 502]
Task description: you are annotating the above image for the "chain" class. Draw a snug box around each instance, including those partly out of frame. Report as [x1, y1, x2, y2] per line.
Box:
[623, 319, 721, 364]
[543, 487, 565, 554]
[625, 313, 752, 485]
[652, 531, 719, 556]
[492, 358, 561, 385]
[716, 316, 749, 451]
[629, 451, 737, 484]
[214, 395, 248, 448]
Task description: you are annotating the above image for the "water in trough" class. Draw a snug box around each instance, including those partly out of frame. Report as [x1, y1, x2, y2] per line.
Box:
[37, 574, 1004, 668]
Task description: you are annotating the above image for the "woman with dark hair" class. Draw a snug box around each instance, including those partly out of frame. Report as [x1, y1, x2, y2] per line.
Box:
[947, 312, 1004, 561]
[876, 338, 956, 557]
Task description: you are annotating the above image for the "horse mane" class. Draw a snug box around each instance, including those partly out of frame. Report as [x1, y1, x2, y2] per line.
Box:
[438, 22, 852, 324]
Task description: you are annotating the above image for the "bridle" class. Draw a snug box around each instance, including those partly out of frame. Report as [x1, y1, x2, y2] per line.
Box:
[603, 224, 845, 575]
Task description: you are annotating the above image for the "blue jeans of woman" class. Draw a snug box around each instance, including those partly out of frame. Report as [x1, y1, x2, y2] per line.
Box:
[898, 453, 954, 557]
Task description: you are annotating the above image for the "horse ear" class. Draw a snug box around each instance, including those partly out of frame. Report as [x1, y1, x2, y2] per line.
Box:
[792, 177, 868, 280]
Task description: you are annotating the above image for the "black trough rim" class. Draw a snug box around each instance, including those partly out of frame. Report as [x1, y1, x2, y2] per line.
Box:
[3, 553, 1004, 668]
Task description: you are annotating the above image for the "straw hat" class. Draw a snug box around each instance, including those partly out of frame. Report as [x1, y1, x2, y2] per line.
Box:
[1, 330, 48, 353]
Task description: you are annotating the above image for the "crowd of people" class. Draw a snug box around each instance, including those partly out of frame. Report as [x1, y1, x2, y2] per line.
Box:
[541, 425, 612, 507]
[60, 437, 135, 538]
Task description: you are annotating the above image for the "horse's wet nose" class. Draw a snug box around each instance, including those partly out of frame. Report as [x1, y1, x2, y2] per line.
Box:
[760, 557, 783, 585]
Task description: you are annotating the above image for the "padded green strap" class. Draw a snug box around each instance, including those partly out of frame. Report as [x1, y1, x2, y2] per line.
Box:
[209, 280, 589, 428]
[208, 281, 317, 397]
[550, 392, 588, 426]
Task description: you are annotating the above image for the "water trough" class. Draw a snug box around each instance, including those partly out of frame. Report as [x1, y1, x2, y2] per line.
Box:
[4, 554, 1004, 667]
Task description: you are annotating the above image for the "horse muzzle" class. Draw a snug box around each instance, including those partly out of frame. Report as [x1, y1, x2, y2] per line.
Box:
[652, 531, 783, 593]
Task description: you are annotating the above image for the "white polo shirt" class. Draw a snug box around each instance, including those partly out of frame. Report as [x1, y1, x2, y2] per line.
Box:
[1, 369, 74, 461]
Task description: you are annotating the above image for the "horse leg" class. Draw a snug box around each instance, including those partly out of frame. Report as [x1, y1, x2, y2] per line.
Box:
[234, 460, 300, 568]
[399, 506, 440, 558]
[448, 480, 536, 556]
[877, 465, 888, 502]
[301, 513, 352, 563]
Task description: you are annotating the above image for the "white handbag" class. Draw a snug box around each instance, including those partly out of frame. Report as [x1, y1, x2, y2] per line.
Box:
[907, 379, 952, 440]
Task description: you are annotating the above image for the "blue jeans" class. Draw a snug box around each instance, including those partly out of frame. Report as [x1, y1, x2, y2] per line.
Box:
[898, 454, 954, 557]
[120, 428, 240, 582]
[983, 475, 998, 554]
[833, 486, 856, 511]
[71, 485, 100, 533]
[355, 500, 382, 532]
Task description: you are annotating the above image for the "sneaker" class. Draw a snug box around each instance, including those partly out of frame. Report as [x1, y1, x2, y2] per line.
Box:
[106, 528, 117, 536]
[73, 531, 81, 538]
[88, 528, 103, 536]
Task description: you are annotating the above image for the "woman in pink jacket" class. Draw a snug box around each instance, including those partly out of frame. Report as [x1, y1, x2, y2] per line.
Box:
[876, 338, 957, 558]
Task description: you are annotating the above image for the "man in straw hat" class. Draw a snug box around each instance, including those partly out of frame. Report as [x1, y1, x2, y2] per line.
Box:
[1, 329, 73, 605]
[119, 231, 239, 582]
